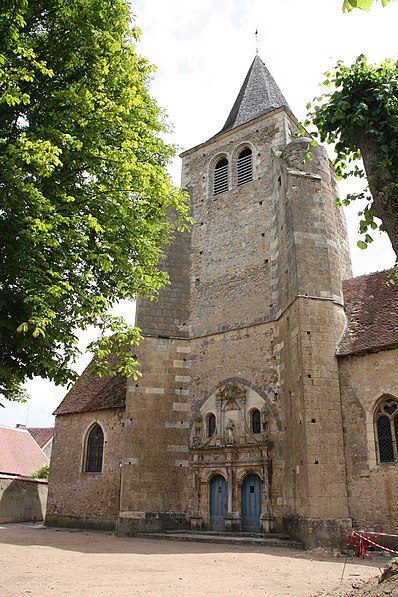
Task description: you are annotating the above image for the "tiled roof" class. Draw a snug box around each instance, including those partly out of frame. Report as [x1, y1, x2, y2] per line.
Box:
[54, 359, 126, 416]
[0, 426, 49, 476]
[27, 427, 53, 448]
[337, 269, 398, 356]
[215, 55, 290, 137]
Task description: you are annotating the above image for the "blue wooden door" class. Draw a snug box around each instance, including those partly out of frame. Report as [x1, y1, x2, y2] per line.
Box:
[241, 474, 261, 532]
[210, 475, 227, 531]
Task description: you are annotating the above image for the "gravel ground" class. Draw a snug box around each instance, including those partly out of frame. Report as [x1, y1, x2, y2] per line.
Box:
[0, 523, 394, 597]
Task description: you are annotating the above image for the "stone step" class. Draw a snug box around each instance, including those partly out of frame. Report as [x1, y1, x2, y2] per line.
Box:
[135, 531, 304, 550]
[164, 530, 293, 540]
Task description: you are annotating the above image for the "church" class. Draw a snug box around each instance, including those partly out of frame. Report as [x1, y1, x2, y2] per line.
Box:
[46, 56, 398, 548]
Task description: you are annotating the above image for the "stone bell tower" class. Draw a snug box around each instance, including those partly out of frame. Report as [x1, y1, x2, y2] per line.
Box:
[119, 55, 352, 547]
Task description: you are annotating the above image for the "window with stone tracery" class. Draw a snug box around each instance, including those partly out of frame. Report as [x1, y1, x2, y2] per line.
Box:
[374, 396, 398, 464]
[85, 424, 104, 472]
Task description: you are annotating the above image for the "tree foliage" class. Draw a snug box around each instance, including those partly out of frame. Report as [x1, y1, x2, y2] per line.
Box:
[31, 462, 49, 479]
[343, 0, 396, 11]
[0, 0, 191, 401]
[306, 55, 398, 263]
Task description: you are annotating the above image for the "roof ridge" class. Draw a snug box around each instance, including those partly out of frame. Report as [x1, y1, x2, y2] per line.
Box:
[343, 267, 393, 283]
[0, 425, 28, 432]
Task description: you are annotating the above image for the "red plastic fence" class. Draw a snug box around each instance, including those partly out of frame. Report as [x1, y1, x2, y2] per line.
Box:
[341, 526, 398, 558]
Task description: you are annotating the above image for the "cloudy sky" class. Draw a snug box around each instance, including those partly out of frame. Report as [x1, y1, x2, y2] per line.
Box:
[2, 0, 397, 428]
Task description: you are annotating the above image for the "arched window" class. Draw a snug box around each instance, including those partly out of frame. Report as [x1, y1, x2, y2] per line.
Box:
[213, 158, 228, 195]
[237, 148, 253, 186]
[207, 413, 216, 438]
[375, 397, 398, 463]
[85, 424, 104, 472]
[251, 409, 261, 434]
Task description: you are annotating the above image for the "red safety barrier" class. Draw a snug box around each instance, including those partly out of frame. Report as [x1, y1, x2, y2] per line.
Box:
[342, 525, 398, 558]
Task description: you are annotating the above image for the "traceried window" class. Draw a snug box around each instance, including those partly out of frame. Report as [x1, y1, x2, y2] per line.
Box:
[213, 158, 229, 195]
[237, 148, 253, 186]
[207, 413, 216, 438]
[251, 409, 261, 434]
[375, 397, 398, 464]
[85, 424, 104, 472]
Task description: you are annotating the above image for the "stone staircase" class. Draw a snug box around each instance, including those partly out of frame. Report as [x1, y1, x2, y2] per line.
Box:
[135, 530, 304, 550]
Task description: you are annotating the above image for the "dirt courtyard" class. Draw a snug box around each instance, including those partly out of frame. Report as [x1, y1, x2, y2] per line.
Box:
[0, 523, 391, 596]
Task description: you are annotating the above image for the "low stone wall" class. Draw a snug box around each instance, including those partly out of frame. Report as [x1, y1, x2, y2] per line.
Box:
[283, 516, 353, 549]
[0, 475, 48, 523]
[117, 511, 189, 536]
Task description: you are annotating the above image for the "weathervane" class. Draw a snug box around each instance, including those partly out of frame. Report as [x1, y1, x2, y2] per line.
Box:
[255, 28, 259, 54]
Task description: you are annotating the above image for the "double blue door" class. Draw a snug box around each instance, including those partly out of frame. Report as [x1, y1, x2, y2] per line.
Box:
[210, 475, 227, 531]
[241, 474, 261, 532]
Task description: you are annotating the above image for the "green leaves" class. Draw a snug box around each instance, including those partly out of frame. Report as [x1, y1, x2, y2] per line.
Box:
[0, 0, 191, 400]
[343, 0, 396, 11]
[88, 315, 143, 380]
[306, 55, 398, 257]
[31, 463, 49, 479]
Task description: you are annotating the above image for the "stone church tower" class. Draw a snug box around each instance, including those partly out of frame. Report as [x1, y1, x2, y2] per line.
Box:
[116, 55, 353, 544]
[47, 55, 398, 548]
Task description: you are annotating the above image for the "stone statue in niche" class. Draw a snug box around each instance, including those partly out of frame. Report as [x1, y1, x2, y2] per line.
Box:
[226, 419, 235, 444]
[192, 436, 201, 448]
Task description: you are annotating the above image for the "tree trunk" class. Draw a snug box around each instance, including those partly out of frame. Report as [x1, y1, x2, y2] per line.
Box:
[357, 132, 398, 260]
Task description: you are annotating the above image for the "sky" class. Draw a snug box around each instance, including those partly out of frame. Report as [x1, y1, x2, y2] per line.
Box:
[1, 0, 397, 429]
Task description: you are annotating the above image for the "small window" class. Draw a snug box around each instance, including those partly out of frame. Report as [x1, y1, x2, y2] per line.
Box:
[251, 409, 261, 434]
[237, 148, 253, 186]
[213, 158, 228, 195]
[85, 424, 104, 472]
[207, 414, 216, 437]
[375, 397, 398, 463]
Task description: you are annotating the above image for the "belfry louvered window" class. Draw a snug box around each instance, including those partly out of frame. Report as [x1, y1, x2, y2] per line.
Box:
[237, 148, 253, 186]
[213, 158, 229, 195]
[375, 397, 398, 463]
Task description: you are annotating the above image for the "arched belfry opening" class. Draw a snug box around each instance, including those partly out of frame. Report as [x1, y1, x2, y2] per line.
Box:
[189, 382, 274, 534]
[213, 157, 229, 195]
[237, 147, 253, 186]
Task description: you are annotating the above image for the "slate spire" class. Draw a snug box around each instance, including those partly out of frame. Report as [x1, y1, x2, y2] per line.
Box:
[217, 55, 290, 136]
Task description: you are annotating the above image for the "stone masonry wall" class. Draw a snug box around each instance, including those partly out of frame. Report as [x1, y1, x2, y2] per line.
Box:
[275, 299, 350, 543]
[182, 109, 295, 337]
[46, 408, 124, 531]
[136, 227, 191, 338]
[0, 476, 47, 523]
[273, 139, 351, 546]
[339, 348, 398, 532]
[119, 336, 192, 534]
